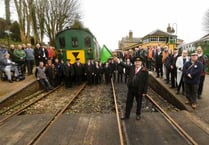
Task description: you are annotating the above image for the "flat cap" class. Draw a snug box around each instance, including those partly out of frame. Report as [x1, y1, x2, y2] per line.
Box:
[191, 52, 198, 56]
[135, 57, 142, 61]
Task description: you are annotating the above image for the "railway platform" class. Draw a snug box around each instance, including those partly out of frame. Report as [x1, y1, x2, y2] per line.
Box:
[148, 72, 209, 123]
[0, 75, 37, 103]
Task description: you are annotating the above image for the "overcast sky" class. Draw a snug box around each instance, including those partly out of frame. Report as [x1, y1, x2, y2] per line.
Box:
[1, 0, 209, 50]
[81, 0, 209, 50]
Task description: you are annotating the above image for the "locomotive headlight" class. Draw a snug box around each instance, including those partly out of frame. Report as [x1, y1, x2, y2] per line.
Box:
[88, 47, 92, 53]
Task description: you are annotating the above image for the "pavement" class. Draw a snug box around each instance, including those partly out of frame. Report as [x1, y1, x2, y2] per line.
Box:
[0, 75, 37, 103]
[149, 71, 209, 124]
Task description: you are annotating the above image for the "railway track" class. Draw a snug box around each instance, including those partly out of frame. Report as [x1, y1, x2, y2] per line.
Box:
[0, 88, 57, 124]
[0, 90, 44, 115]
[145, 94, 198, 145]
[0, 80, 126, 145]
[111, 79, 126, 145]
[1, 81, 208, 145]
[29, 80, 124, 145]
[0, 83, 87, 144]
[114, 82, 200, 145]
[26, 83, 86, 145]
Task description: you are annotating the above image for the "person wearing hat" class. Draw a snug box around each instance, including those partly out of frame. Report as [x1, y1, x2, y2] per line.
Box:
[183, 52, 203, 109]
[121, 57, 149, 120]
[73, 58, 84, 85]
[84, 58, 95, 85]
[63, 59, 74, 88]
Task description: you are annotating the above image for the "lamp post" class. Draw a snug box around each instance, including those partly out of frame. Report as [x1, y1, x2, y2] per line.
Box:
[171, 23, 178, 48]
[172, 23, 177, 42]
[4, 30, 12, 48]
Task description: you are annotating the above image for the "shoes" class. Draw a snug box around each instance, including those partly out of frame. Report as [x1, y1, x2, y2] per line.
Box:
[198, 95, 202, 99]
[121, 116, 129, 120]
[191, 104, 197, 109]
[136, 115, 141, 120]
[49, 87, 54, 90]
[8, 80, 13, 83]
[15, 77, 20, 82]
[185, 101, 190, 104]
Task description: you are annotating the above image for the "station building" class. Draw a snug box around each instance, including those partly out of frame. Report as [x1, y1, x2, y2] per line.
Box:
[118, 24, 183, 52]
[178, 34, 209, 52]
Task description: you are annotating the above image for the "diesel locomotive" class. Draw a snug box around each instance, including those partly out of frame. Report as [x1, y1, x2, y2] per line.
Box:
[55, 28, 101, 64]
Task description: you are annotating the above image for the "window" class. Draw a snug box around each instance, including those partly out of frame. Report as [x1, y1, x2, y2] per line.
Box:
[143, 38, 150, 43]
[84, 36, 91, 47]
[72, 37, 78, 48]
[159, 37, 167, 42]
[150, 37, 158, 42]
[59, 37, 65, 48]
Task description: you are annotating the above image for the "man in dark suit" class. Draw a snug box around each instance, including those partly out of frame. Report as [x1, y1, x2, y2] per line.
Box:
[121, 57, 149, 120]
[183, 52, 203, 109]
[74, 58, 84, 85]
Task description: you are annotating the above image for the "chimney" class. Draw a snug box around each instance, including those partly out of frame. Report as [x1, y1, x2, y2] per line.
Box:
[167, 23, 172, 33]
[129, 30, 133, 40]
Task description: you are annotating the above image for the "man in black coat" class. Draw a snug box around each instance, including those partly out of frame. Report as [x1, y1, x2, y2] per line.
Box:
[169, 48, 180, 88]
[63, 60, 74, 88]
[74, 58, 84, 85]
[84, 58, 95, 85]
[121, 57, 149, 120]
[34, 43, 48, 66]
[183, 53, 203, 109]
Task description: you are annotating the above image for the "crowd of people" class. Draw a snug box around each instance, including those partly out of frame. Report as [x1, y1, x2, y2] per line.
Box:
[0, 43, 208, 110]
[0, 43, 56, 83]
[124, 44, 208, 109]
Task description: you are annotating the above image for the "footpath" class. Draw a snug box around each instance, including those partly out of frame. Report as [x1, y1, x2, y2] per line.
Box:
[150, 71, 209, 125]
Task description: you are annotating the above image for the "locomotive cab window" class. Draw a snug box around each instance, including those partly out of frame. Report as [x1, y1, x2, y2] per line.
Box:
[59, 37, 65, 48]
[84, 36, 91, 47]
[72, 37, 78, 48]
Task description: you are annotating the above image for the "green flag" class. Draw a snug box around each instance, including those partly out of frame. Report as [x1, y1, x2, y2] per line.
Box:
[100, 45, 112, 63]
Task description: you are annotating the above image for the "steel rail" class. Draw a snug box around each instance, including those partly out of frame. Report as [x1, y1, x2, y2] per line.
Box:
[27, 83, 86, 145]
[0, 87, 60, 125]
[145, 94, 198, 145]
[111, 79, 125, 145]
[0, 90, 44, 115]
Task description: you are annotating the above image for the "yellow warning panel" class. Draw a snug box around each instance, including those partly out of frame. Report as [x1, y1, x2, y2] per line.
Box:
[66, 50, 85, 64]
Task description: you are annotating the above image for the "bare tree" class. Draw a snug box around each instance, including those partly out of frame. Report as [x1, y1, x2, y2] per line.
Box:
[203, 9, 209, 33]
[5, 0, 11, 25]
[13, 0, 80, 45]
[36, 0, 80, 45]
[30, 1, 39, 44]
[14, 0, 34, 43]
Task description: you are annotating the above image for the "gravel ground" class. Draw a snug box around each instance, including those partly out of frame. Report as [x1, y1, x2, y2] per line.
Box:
[66, 84, 114, 114]
[115, 83, 180, 113]
[23, 84, 115, 115]
[23, 86, 79, 114]
[17, 82, 179, 115]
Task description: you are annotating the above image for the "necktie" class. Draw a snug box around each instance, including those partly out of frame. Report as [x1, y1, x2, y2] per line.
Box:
[183, 58, 186, 65]
[135, 67, 138, 74]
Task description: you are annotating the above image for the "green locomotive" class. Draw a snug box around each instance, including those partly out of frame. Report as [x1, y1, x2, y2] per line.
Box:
[55, 28, 101, 64]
